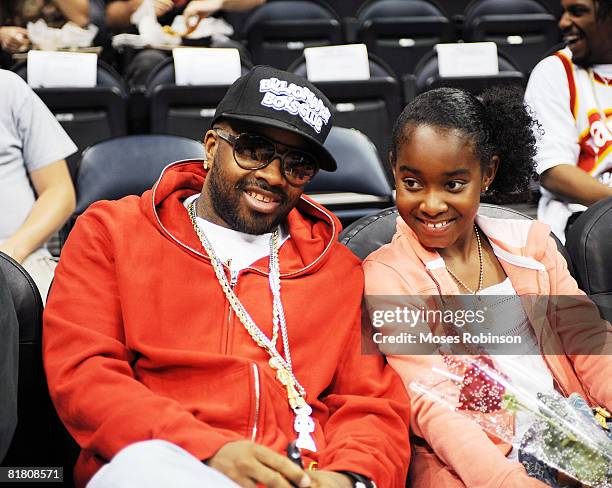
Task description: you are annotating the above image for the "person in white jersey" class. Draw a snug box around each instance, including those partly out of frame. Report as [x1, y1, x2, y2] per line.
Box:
[0, 69, 76, 301]
[525, 0, 612, 242]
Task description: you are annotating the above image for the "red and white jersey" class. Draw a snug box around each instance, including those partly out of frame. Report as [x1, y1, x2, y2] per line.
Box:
[525, 48, 612, 242]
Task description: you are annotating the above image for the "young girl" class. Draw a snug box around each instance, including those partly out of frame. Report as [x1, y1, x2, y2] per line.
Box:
[363, 87, 612, 488]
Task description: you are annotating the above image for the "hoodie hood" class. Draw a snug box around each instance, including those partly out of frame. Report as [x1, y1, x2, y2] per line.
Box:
[139, 160, 342, 276]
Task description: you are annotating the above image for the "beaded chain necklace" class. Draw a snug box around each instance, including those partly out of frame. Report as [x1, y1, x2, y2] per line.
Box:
[446, 224, 484, 295]
[187, 201, 317, 451]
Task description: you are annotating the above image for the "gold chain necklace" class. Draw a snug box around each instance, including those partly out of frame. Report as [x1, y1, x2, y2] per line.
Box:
[187, 201, 317, 451]
[445, 224, 484, 295]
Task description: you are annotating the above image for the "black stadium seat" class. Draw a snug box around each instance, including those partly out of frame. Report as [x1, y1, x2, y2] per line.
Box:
[288, 53, 402, 161]
[356, 0, 455, 77]
[306, 127, 394, 224]
[463, 0, 559, 74]
[60, 135, 204, 244]
[322, 0, 368, 19]
[566, 197, 612, 321]
[0, 268, 17, 465]
[147, 58, 251, 142]
[434, 0, 473, 19]
[0, 252, 47, 466]
[241, 0, 343, 69]
[411, 48, 525, 96]
[74, 134, 204, 215]
[12, 60, 128, 181]
[0, 253, 77, 484]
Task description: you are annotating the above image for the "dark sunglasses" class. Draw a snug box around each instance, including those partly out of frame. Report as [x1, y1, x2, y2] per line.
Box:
[214, 129, 319, 186]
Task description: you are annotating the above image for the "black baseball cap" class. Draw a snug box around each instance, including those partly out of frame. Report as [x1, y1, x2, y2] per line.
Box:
[212, 66, 337, 171]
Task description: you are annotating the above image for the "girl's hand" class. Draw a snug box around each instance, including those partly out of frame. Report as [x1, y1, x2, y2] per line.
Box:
[0, 27, 30, 53]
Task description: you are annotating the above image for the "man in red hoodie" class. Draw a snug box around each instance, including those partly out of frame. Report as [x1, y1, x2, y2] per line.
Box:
[43, 66, 410, 488]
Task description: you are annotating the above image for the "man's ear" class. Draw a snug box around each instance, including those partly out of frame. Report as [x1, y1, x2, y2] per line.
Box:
[204, 129, 218, 166]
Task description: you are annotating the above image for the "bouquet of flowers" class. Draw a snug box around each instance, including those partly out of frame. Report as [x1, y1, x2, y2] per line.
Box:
[410, 356, 612, 487]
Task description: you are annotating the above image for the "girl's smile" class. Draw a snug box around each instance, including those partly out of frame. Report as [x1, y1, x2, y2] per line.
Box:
[394, 125, 493, 253]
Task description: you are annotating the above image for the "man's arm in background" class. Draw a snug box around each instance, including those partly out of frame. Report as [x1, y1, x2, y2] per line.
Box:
[540, 164, 612, 206]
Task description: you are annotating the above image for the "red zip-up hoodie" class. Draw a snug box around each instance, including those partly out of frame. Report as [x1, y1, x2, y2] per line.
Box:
[43, 161, 411, 487]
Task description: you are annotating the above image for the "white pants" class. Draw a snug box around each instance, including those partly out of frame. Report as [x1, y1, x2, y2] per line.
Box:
[87, 440, 241, 488]
[21, 248, 56, 304]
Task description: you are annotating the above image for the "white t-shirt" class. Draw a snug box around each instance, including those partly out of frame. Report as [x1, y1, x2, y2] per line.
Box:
[183, 194, 290, 277]
[525, 48, 612, 243]
[470, 278, 555, 460]
[0, 69, 77, 244]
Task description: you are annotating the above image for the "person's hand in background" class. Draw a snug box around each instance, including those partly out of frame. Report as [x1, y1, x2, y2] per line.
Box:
[0, 241, 26, 264]
[152, 0, 175, 17]
[0, 27, 29, 53]
[183, 0, 223, 19]
[183, 0, 264, 26]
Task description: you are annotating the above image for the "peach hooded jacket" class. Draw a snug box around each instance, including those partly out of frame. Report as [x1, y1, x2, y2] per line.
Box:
[363, 214, 612, 488]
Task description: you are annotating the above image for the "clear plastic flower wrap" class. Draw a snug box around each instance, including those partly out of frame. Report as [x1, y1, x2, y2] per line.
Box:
[409, 355, 612, 487]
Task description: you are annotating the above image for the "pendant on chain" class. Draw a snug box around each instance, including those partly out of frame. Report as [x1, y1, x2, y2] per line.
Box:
[269, 357, 317, 451]
[188, 201, 317, 451]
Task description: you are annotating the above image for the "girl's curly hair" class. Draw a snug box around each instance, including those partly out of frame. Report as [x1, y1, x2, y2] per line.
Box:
[390, 86, 539, 201]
